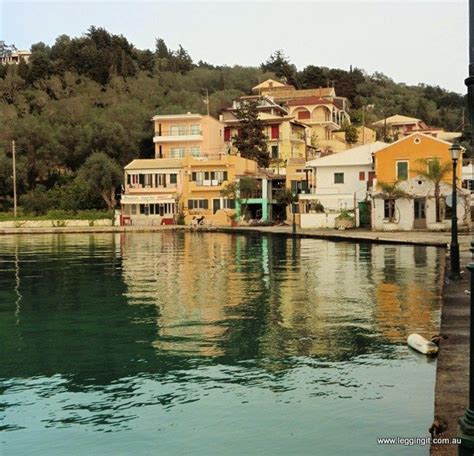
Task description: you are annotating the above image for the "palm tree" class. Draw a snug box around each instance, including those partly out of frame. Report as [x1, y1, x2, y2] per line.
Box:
[414, 158, 452, 223]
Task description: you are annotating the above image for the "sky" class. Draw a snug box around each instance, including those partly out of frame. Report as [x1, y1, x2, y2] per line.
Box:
[0, 1, 468, 94]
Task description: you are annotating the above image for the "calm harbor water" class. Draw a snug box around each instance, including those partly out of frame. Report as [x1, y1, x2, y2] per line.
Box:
[0, 232, 443, 455]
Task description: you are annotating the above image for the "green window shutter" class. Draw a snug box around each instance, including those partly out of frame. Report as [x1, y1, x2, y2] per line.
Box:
[224, 171, 228, 181]
[397, 162, 408, 181]
[203, 200, 208, 209]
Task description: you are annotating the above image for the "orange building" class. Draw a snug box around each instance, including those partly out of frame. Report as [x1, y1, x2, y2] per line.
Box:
[374, 132, 461, 185]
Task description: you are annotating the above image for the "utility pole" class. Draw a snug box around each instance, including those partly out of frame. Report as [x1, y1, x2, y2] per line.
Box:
[12, 140, 17, 218]
[362, 106, 366, 145]
[204, 88, 210, 116]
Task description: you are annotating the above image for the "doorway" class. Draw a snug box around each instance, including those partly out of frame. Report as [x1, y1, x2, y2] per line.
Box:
[414, 198, 427, 229]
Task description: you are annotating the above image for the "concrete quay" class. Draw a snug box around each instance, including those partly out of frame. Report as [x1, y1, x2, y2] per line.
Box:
[431, 236, 472, 455]
[0, 223, 458, 247]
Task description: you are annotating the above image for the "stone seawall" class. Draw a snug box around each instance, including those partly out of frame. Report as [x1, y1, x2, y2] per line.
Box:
[0, 219, 113, 228]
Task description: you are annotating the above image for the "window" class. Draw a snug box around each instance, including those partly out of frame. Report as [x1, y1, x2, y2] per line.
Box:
[170, 125, 187, 136]
[131, 204, 137, 215]
[297, 110, 310, 120]
[291, 180, 303, 194]
[223, 199, 236, 209]
[156, 174, 166, 187]
[427, 159, 440, 174]
[190, 146, 201, 157]
[188, 199, 208, 210]
[444, 197, 453, 219]
[170, 147, 186, 158]
[190, 124, 201, 135]
[144, 174, 153, 187]
[271, 125, 279, 139]
[169, 174, 177, 185]
[384, 199, 395, 220]
[334, 173, 344, 184]
[396, 161, 409, 181]
[359, 171, 365, 181]
[271, 145, 278, 159]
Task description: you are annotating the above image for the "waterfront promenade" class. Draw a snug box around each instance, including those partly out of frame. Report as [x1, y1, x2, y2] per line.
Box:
[431, 237, 471, 455]
[0, 224, 457, 247]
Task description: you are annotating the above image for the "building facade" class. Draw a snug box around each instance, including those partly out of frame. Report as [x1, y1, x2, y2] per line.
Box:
[153, 113, 225, 159]
[371, 114, 462, 142]
[220, 96, 310, 164]
[0, 50, 31, 65]
[370, 133, 467, 231]
[121, 154, 261, 226]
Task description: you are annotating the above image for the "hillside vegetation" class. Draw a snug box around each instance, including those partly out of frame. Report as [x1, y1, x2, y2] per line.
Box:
[0, 27, 466, 213]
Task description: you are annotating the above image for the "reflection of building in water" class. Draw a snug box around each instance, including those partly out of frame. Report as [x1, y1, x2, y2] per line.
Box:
[120, 232, 443, 362]
[256, 239, 442, 360]
[120, 232, 251, 357]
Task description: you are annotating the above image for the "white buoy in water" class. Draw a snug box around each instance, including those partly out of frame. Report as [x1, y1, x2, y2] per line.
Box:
[407, 334, 439, 355]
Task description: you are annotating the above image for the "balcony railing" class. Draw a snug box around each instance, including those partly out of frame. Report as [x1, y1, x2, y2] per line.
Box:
[155, 129, 203, 137]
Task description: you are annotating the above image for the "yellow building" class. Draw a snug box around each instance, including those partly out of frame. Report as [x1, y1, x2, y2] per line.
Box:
[152, 113, 225, 159]
[121, 154, 259, 226]
[220, 96, 310, 165]
[374, 132, 461, 185]
[251, 79, 362, 154]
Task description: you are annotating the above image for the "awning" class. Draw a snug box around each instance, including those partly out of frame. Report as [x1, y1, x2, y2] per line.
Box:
[121, 195, 177, 205]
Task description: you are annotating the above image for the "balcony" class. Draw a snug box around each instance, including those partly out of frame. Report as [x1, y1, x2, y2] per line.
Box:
[153, 129, 203, 143]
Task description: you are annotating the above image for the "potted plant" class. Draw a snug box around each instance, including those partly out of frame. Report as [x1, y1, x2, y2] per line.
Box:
[335, 209, 355, 230]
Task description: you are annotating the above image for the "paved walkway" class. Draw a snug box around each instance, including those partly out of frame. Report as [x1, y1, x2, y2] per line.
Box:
[210, 226, 456, 247]
[0, 224, 458, 247]
[431, 237, 472, 455]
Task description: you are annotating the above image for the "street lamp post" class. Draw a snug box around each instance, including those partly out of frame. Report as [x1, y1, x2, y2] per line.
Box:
[449, 143, 462, 280]
[459, 1, 474, 452]
[292, 193, 297, 236]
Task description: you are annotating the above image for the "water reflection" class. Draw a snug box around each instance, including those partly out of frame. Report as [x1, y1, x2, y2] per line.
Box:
[0, 233, 443, 456]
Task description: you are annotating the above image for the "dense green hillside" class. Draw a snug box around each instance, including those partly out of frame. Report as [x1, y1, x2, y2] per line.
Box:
[0, 27, 467, 212]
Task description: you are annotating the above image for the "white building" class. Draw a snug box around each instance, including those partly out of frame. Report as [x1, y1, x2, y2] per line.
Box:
[371, 177, 471, 231]
[300, 142, 388, 210]
[0, 50, 31, 65]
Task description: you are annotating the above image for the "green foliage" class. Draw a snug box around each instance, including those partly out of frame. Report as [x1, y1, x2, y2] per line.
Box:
[377, 181, 411, 199]
[274, 189, 298, 207]
[261, 50, 297, 86]
[0, 29, 465, 216]
[344, 124, 359, 144]
[19, 185, 52, 214]
[414, 157, 452, 222]
[336, 209, 355, 221]
[232, 100, 269, 168]
[77, 152, 122, 210]
[221, 177, 258, 221]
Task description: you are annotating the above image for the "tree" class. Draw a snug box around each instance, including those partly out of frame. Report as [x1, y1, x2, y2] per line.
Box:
[232, 100, 269, 168]
[414, 158, 452, 223]
[77, 152, 122, 210]
[274, 188, 298, 221]
[171, 45, 193, 74]
[261, 50, 297, 86]
[221, 177, 258, 221]
[344, 124, 359, 144]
